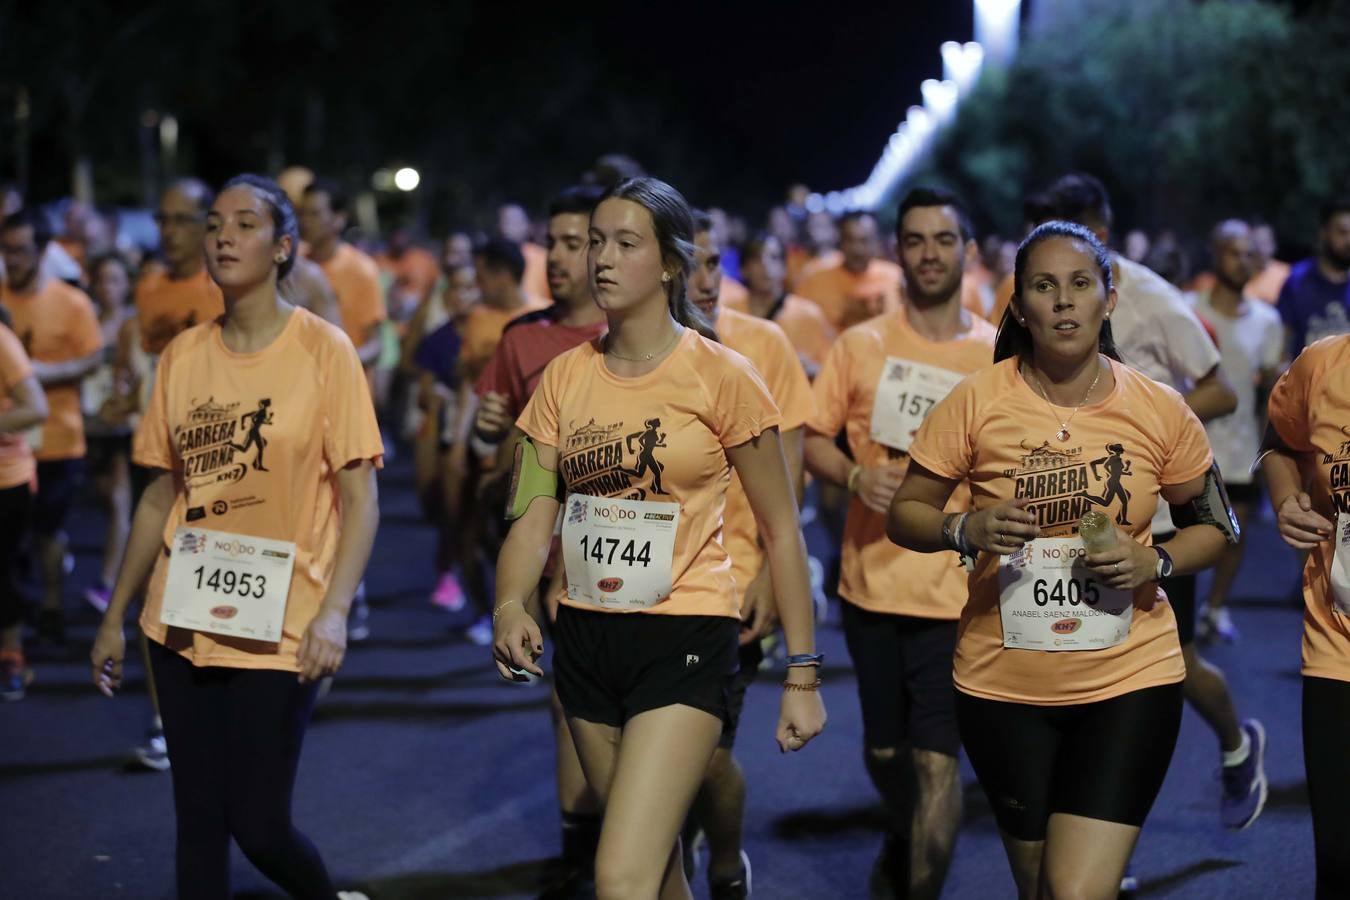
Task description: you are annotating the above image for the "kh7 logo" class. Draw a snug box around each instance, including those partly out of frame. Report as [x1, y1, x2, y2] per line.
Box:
[596, 577, 624, 592]
[1051, 619, 1082, 635]
[210, 606, 239, 620]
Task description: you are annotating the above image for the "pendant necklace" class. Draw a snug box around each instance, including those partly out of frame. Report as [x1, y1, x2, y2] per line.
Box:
[1026, 360, 1103, 443]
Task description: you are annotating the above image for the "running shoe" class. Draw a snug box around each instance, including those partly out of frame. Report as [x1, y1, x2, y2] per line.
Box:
[1119, 866, 1139, 895]
[84, 583, 111, 614]
[867, 831, 906, 900]
[709, 849, 752, 900]
[348, 584, 371, 642]
[133, 726, 171, 772]
[336, 892, 370, 900]
[1198, 605, 1240, 644]
[1221, 719, 1267, 830]
[430, 570, 466, 612]
[1, 654, 33, 701]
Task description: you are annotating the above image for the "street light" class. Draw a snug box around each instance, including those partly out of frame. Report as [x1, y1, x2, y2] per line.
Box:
[394, 167, 420, 192]
[974, 0, 1020, 67]
[942, 41, 985, 95]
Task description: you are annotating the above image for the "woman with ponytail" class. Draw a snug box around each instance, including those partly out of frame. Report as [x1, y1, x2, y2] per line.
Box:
[491, 176, 825, 899]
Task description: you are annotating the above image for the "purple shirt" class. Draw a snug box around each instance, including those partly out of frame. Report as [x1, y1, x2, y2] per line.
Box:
[1277, 258, 1350, 354]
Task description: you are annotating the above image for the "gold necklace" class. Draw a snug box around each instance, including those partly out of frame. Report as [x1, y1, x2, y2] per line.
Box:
[1026, 359, 1103, 443]
[604, 326, 682, 362]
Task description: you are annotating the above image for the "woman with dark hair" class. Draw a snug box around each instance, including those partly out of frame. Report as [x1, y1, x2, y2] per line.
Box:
[737, 232, 835, 377]
[492, 175, 825, 900]
[887, 221, 1232, 898]
[90, 174, 379, 900]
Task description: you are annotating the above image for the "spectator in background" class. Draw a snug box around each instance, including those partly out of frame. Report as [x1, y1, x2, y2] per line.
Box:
[1276, 197, 1350, 356]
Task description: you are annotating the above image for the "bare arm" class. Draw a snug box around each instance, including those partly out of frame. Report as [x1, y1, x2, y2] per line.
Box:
[490, 440, 559, 678]
[1262, 432, 1334, 550]
[0, 373, 47, 433]
[1182, 364, 1238, 422]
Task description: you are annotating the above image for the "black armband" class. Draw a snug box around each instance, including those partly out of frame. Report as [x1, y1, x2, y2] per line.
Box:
[1169, 462, 1240, 545]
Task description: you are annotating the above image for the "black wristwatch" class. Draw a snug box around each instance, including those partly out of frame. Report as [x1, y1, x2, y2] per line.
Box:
[1154, 546, 1174, 580]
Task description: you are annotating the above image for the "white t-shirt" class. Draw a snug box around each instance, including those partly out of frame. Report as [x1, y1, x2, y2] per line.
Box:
[1189, 291, 1283, 484]
[1110, 255, 1221, 532]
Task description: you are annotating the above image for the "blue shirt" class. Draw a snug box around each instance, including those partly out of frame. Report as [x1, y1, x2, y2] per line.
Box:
[1277, 258, 1350, 354]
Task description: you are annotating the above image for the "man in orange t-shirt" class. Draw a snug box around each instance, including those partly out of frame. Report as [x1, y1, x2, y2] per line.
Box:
[686, 209, 815, 895]
[376, 227, 442, 324]
[498, 202, 551, 301]
[300, 178, 387, 368]
[805, 188, 996, 899]
[0, 317, 47, 699]
[136, 179, 225, 356]
[1, 209, 104, 642]
[795, 211, 903, 331]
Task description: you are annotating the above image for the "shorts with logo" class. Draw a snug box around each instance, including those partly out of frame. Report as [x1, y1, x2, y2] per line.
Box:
[553, 604, 739, 728]
[719, 638, 766, 750]
[957, 682, 1183, 841]
[841, 600, 960, 756]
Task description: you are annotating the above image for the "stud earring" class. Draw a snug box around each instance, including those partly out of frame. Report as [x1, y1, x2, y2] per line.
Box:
[275, 254, 287, 264]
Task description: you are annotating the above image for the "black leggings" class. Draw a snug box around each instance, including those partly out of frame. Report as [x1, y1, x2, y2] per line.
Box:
[957, 683, 1183, 841]
[149, 640, 335, 900]
[1304, 676, 1350, 899]
[0, 483, 31, 630]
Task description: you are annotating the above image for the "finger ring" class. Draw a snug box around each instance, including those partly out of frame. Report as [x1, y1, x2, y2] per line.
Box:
[1114, 562, 1120, 573]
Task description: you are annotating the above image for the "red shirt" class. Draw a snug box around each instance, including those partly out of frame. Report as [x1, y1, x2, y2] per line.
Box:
[474, 310, 608, 418]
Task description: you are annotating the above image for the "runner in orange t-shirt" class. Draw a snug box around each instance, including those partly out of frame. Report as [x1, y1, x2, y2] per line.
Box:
[1, 208, 105, 644]
[136, 179, 225, 356]
[494, 177, 824, 900]
[1262, 334, 1350, 896]
[92, 175, 381, 899]
[733, 233, 836, 377]
[793, 210, 844, 286]
[806, 188, 996, 899]
[0, 317, 47, 700]
[300, 178, 387, 368]
[889, 222, 1232, 899]
[795, 211, 903, 331]
[687, 208, 814, 895]
[499, 202, 552, 301]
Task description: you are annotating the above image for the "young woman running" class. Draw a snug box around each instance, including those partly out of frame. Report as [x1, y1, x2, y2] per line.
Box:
[90, 174, 379, 900]
[492, 176, 825, 900]
[1262, 333, 1350, 898]
[888, 221, 1233, 899]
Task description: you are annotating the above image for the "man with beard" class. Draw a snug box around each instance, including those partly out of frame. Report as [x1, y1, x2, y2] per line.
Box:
[805, 188, 996, 900]
[1277, 197, 1350, 355]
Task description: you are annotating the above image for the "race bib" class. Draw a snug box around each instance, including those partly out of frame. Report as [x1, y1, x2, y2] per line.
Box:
[1331, 513, 1350, 616]
[161, 527, 297, 643]
[870, 357, 965, 452]
[561, 493, 679, 610]
[998, 537, 1133, 651]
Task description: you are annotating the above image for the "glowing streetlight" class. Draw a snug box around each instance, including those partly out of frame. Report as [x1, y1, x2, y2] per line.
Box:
[974, 0, 1020, 67]
[942, 41, 985, 95]
[393, 167, 420, 192]
[921, 79, 960, 125]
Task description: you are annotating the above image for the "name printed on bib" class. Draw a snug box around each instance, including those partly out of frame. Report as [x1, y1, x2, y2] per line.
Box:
[998, 537, 1132, 651]
[870, 357, 965, 453]
[161, 527, 298, 643]
[561, 493, 679, 610]
[1331, 513, 1350, 616]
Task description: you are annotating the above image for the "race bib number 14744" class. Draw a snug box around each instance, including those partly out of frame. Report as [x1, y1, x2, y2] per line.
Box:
[561, 494, 679, 610]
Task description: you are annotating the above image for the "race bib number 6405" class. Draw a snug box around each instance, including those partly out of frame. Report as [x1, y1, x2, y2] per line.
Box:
[998, 537, 1133, 650]
[561, 494, 679, 610]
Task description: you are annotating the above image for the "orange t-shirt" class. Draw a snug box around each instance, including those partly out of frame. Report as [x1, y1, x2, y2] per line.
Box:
[134, 267, 225, 355]
[794, 258, 903, 332]
[376, 246, 441, 304]
[518, 330, 781, 619]
[1, 279, 104, 461]
[0, 322, 37, 490]
[133, 309, 384, 671]
[313, 243, 387, 348]
[810, 308, 997, 619]
[521, 242, 550, 302]
[1267, 335, 1350, 683]
[723, 292, 837, 371]
[795, 250, 844, 285]
[908, 358, 1212, 705]
[459, 299, 552, 380]
[716, 307, 815, 606]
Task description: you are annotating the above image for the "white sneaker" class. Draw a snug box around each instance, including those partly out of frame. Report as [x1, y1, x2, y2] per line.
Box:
[337, 892, 370, 900]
